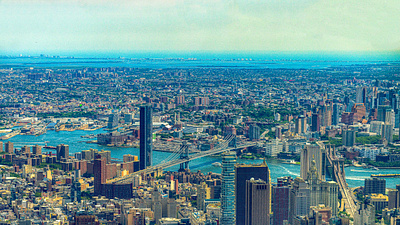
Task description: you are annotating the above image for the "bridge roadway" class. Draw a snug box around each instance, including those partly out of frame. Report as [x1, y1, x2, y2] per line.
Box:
[108, 143, 255, 184]
[324, 144, 357, 217]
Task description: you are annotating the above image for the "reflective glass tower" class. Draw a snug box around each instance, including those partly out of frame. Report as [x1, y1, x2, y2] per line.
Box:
[221, 151, 236, 225]
[140, 104, 152, 170]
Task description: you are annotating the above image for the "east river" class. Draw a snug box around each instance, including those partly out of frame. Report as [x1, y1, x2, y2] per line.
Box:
[2, 129, 400, 188]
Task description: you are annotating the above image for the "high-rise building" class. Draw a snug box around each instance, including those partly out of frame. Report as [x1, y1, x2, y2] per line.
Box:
[94, 155, 106, 196]
[351, 103, 366, 123]
[248, 124, 260, 141]
[107, 113, 119, 129]
[370, 121, 384, 135]
[21, 146, 30, 154]
[321, 104, 332, 127]
[275, 126, 282, 140]
[295, 115, 307, 134]
[5, 141, 13, 154]
[388, 185, 400, 209]
[0, 141, 3, 152]
[273, 177, 292, 225]
[289, 178, 311, 224]
[378, 105, 393, 124]
[32, 145, 42, 155]
[221, 151, 236, 225]
[332, 104, 340, 126]
[56, 144, 69, 161]
[364, 177, 386, 196]
[175, 95, 185, 105]
[353, 202, 375, 225]
[382, 122, 394, 143]
[194, 97, 209, 106]
[356, 86, 367, 104]
[245, 179, 270, 225]
[235, 160, 270, 225]
[311, 113, 320, 132]
[124, 113, 133, 124]
[197, 182, 210, 211]
[300, 144, 325, 181]
[140, 105, 152, 170]
[342, 129, 356, 147]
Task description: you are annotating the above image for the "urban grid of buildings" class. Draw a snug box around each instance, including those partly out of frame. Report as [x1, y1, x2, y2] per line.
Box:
[0, 58, 399, 224]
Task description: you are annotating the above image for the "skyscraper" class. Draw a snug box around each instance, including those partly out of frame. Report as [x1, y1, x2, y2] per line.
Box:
[5, 141, 13, 154]
[273, 177, 292, 225]
[342, 129, 356, 147]
[295, 115, 307, 134]
[245, 179, 270, 225]
[289, 178, 311, 224]
[378, 105, 393, 124]
[311, 113, 320, 132]
[94, 155, 106, 196]
[56, 144, 69, 161]
[221, 151, 236, 225]
[248, 124, 260, 141]
[140, 104, 152, 170]
[32, 145, 42, 155]
[107, 113, 119, 129]
[332, 103, 340, 125]
[382, 122, 394, 143]
[235, 160, 270, 225]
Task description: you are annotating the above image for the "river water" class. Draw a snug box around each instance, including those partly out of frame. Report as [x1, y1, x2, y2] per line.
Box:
[2, 129, 399, 188]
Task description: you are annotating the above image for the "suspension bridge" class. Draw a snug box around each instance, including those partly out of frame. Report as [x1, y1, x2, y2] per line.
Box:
[107, 135, 256, 184]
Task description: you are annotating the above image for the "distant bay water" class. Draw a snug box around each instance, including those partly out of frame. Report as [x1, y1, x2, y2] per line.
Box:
[1, 51, 399, 69]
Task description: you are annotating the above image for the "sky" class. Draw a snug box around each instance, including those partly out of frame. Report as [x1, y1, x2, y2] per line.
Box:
[0, 0, 400, 54]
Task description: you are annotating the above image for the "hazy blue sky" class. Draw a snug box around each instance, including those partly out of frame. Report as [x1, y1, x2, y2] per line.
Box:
[1, 0, 399, 54]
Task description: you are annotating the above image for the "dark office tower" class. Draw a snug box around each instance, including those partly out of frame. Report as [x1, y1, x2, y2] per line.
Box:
[245, 179, 270, 225]
[273, 180, 291, 225]
[388, 185, 400, 209]
[332, 104, 339, 126]
[5, 141, 13, 154]
[0, 141, 2, 152]
[56, 144, 69, 161]
[140, 104, 152, 170]
[311, 113, 320, 132]
[94, 155, 106, 196]
[364, 177, 386, 195]
[32, 145, 42, 155]
[235, 161, 270, 225]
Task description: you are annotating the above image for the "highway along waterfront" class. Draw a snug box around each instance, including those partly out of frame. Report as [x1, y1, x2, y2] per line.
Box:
[2, 129, 400, 188]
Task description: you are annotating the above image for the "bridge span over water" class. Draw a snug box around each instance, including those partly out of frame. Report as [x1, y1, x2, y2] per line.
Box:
[107, 135, 256, 184]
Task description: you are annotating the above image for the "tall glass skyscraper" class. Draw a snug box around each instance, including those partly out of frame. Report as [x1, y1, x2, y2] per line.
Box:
[140, 104, 152, 170]
[221, 151, 236, 225]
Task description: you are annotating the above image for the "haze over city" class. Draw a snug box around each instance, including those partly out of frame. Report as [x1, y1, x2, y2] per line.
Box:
[1, 0, 400, 225]
[1, 0, 400, 54]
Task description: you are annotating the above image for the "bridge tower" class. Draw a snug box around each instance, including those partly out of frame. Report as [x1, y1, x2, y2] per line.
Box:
[179, 142, 189, 171]
[228, 135, 237, 148]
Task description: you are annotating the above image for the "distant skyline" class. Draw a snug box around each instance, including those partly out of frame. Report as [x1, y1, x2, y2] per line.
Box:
[1, 0, 400, 54]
